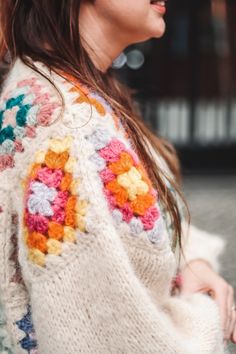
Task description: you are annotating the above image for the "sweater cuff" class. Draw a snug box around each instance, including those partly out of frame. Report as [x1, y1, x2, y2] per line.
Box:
[178, 222, 226, 273]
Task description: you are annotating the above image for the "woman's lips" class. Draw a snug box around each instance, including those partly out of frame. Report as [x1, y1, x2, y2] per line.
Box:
[150, 0, 167, 15]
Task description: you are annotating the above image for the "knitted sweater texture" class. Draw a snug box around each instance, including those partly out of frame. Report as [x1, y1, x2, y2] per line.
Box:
[0, 59, 226, 354]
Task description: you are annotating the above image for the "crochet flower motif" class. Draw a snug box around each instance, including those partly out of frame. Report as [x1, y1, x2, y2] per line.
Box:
[15, 306, 38, 353]
[87, 128, 163, 244]
[23, 136, 88, 267]
[0, 77, 61, 172]
[28, 182, 57, 216]
[62, 72, 125, 134]
[117, 166, 149, 200]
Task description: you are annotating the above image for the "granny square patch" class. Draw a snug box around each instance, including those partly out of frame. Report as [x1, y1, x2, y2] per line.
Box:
[0, 77, 61, 171]
[23, 136, 88, 267]
[86, 127, 164, 245]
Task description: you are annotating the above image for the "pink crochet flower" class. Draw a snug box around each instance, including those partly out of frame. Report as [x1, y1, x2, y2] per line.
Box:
[126, 148, 139, 165]
[37, 103, 59, 126]
[25, 213, 49, 233]
[53, 190, 69, 208]
[121, 203, 133, 223]
[103, 188, 116, 210]
[99, 168, 116, 183]
[30, 84, 41, 96]
[0, 154, 14, 171]
[37, 168, 63, 188]
[51, 206, 66, 224]
[14, 140, 24, 152]
[150, 188, 158, 198]
[17, 78, 37, 87]
[140, 206, 160, 230]
[99, 139, 125, 162]
[25, 126, 37, 138]
[33, 92, 50, 105]
[2, 106, 19, 128]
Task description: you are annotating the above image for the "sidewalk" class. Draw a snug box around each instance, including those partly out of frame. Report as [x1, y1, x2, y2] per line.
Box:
[183, 174, 236, 353]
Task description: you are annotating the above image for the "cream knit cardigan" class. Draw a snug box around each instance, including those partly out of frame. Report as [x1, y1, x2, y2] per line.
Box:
[0, 59, 226, 354]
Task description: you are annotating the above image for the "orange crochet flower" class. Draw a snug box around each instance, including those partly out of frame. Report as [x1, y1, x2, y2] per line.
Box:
[73, 91, 90, 105]
[109, 152, 133, 175]
[66, 195, 77, 210]
[63, 71, 126, 131]
[48, 222, 64, 240]
[111, 113, 120, 132]
[45, 150, 69, 169]
[65, 195, 77, 227]
[91, 99, 106, 116]
[116, 190, 130, 207]
[29, 163, 42, 179]
[130, 194, 156, 216]
[68, 80, 106, 116]
[74, 93, 106, 116]
[27, 232, 48, 253]
[67, 78, 89, 95]
[65, 211, 76, 228]
[60, 172, 72, 191]
[106, 180, 129, 207]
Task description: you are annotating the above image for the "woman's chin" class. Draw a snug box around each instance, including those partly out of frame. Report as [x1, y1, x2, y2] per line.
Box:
[141, 20, 166, 40]
[151, 21, 166, 38]
[129, 21, 166, 44]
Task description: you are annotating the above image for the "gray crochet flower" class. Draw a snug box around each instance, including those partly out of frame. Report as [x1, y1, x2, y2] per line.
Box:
[27, 181, 57, 216]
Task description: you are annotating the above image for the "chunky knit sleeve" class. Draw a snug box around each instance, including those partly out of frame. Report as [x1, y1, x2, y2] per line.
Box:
[0, 62, 225, 354]
[179, 221, 225, 272]
[0, 186, 37, 354]
[12, 125, 224, 354]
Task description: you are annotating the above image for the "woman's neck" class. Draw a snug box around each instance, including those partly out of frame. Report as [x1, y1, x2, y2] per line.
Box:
[79, 3, 126, 73]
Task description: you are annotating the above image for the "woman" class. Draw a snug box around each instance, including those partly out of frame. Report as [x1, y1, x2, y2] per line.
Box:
[0, 1, 235, 353]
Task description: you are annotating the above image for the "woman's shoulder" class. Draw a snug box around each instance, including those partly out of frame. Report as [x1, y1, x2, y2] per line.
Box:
[0, 59, 125, 176]
[0, 59, 63, 173]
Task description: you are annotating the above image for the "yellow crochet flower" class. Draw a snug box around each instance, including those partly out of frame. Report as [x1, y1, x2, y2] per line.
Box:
[64, 156, 76, 173]
[76, 199, 88, 216]
[70, 179, 81, 195]
[63, 226, 77, 243]
[35, 151, 46, 164]
[47, 239, 62, 255]
[49, 136, 73, 153]
[28, 248, 46, 267]
[76, 214, 86, 232]
[117, 166, 149, 201]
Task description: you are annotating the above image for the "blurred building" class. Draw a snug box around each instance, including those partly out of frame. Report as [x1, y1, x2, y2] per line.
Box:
[114, 0, 236, 174]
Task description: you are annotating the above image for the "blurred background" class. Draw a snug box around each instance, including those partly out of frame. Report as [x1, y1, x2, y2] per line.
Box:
[114, 0, 236, 351]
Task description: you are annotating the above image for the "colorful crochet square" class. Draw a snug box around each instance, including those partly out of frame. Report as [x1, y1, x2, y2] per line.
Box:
[23, 136, 88, 267]
[87, 129, 163, 244]
[62, 72, 125, 134]
[15, 306, 38, 353]
[0, 77, 61, 171]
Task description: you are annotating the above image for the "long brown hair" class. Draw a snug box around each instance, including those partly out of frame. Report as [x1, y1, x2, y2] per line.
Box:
[0, 0, 189, 251]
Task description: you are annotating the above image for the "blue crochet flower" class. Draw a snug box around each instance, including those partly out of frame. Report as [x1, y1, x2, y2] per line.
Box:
[15, 306, 38, 353]
[0, 94, 32, 145]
